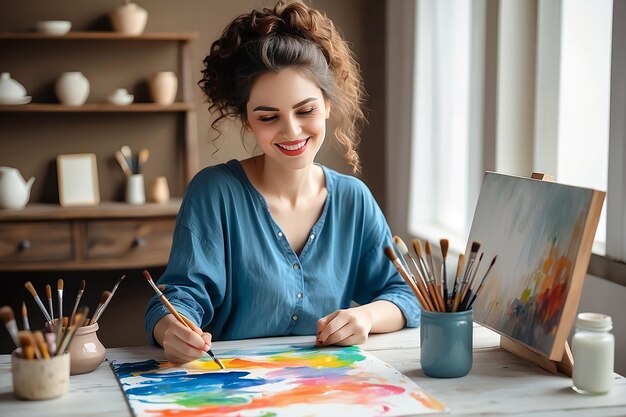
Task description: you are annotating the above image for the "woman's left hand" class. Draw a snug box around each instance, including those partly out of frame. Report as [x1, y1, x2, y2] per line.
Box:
[316, 307, 373, 346]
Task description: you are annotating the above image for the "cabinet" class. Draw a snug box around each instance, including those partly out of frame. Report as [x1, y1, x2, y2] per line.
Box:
[0, 32, 199, 271]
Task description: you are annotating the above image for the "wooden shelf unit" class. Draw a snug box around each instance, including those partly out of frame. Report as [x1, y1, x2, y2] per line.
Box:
[0, 103, 194, 112]
[0, 32, 197, 41]
[0, 32, 199, 271]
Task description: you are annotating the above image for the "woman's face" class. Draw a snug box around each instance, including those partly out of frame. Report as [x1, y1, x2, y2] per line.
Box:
[246, 68, 330, 171]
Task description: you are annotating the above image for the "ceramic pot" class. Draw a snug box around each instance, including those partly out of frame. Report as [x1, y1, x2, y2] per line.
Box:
[55, 72, 90, 106]
[68, 323, 106, 375]
[150, 176, 170, 203]
[110, 1, 148, 35]
[149, 71, 177, 105]
[12, 349, 70, 400]
[108, 88, 134, 105]
[0, 167, 34, 209]
[0, 72, 31, 104]
[126, 174, 145, 205]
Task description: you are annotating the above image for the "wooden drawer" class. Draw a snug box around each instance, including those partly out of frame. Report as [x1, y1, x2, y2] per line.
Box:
[0, 222, 72, 263]
[85, 219, 174, 266]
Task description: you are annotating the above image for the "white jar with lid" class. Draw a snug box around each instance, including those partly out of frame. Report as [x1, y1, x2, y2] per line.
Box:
[572, 312, 614, 394]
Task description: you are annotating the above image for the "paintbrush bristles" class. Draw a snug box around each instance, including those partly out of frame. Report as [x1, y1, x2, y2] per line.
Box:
[58, 279, 64, 290]
[440, 239, 449, 258]
[18, 332, 34, 360]
[393, 236, 409, 255]
[21, 302, 30, 331]
[0, 305, 15, 323]
[384, 246, 398, 262]
[33, 331, 50, 359]
[80, 279, 86, 291]
[24, 281, 37, 297]
[0, 306, 20, 347]
[455, 254, 465, 277]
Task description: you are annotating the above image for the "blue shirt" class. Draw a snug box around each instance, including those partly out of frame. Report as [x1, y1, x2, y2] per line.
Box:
[144, 159, 420, 343]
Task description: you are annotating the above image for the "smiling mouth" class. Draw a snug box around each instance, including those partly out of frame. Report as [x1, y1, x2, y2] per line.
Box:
[275, 138, 309, 151]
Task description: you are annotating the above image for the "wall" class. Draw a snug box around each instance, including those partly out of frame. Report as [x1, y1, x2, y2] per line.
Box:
[0, 0, 386, 353]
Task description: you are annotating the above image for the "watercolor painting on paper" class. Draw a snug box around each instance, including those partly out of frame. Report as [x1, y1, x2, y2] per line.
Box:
[111, 344, 447, 417]
[466, 172, 604, 359]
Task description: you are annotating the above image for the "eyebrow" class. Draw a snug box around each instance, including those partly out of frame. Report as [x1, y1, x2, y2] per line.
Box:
[252, 97, 317, 112]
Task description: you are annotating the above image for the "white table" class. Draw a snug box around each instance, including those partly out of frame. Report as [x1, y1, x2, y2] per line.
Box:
[1, 325, 625, 416]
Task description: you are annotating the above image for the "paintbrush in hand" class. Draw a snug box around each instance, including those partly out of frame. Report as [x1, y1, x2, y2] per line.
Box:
[142, 270, 225, 369]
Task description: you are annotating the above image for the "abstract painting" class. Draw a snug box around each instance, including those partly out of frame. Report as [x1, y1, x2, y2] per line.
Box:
[467, 172, 604, 359]
[111, 344, 446, 417]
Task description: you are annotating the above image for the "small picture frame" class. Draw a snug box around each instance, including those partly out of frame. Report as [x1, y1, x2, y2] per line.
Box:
[57, 153, 100, 207]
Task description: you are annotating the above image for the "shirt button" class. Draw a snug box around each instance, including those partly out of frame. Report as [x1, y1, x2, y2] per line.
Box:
[296, 293, 302, 299]
[293, 263, 300, 270]
[278, 232, 283, 237]
[310, 234, 315, 240]
[292, 315, 298, 321]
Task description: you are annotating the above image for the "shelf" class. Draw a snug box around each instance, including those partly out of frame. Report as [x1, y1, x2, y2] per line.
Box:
[0, 103, 194, 112]
[0, 199, 182, 221]
[0, 32, 197, 41]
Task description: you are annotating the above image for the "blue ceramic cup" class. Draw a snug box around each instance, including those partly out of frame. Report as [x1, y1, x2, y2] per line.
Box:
[420, 309, 473, 378]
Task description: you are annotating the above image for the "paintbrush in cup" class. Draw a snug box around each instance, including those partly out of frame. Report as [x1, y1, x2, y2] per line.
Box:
[18, 331, 35, 360]
[21, 302, 30, 331]
[466, 256, 497, 310]
[460, 252, 483, 310]
[450, 253, 465, 311]
[33, 331, 50, 359]
[57, 279, 64, 326]
[412, 239, 440, 311]
[452, 241, 481, 311]
[68, 280, 86, 331]
[24, 281, 52, 323]
[393, 237, 435, 311]
[89, 291, 111, 325]
[57, 308, 88, 355]
[0, 306, 20, 348]
[92, 274, 125, 324]
[142, 270, 226, 369]
[384, 246, 432, 311]
[440, 239, 450, 311]
[424, 241, 446, 312]
[46, 284, 55, 324]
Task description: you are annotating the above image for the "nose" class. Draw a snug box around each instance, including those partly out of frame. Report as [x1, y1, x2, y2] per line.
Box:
[282, 114, 302, 139]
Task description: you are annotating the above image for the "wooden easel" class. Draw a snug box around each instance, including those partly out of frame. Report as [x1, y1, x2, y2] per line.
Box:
[493, 172, 600, 378]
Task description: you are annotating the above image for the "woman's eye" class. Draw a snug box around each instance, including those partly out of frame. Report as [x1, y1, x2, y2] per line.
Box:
[299, 107, 316, 116]
[259, 115, 278, 122]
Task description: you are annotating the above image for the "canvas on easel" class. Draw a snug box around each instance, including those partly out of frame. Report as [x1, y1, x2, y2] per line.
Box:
[465, 172, 604, 375]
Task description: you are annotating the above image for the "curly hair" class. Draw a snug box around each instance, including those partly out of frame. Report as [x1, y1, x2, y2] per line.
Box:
[199, 0, 365, 172]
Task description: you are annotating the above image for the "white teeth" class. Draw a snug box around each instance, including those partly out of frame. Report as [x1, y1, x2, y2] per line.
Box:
[277, 140, 307, 151]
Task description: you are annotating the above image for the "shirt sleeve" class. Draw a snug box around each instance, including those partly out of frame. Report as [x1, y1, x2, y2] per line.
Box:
[144, 179, 227, 345]
[351, 185, 421, 328]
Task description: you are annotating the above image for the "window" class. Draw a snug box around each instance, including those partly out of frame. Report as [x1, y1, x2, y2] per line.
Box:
[408, 0, 477, 252]
[404, 0, 622, 267]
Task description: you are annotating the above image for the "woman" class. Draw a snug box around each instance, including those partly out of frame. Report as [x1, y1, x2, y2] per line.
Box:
[145, 1, 420, 363]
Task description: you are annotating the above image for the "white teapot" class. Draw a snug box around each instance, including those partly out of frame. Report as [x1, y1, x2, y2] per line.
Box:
[0, 167, 35, 209]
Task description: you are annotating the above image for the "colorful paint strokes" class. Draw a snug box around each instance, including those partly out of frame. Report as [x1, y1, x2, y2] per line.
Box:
[467, 172, 601, 356]
[111, 344, 446, 417]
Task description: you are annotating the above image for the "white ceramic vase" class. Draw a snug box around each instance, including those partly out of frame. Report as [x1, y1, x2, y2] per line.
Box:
[149, 71, 177, 105]
[55, 72, 90, 106]
[110, 1, 148, 36]
[150, 176, 170, 203]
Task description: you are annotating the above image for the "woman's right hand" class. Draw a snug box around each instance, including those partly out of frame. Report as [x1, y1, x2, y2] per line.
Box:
[153, 314, 212, 363]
